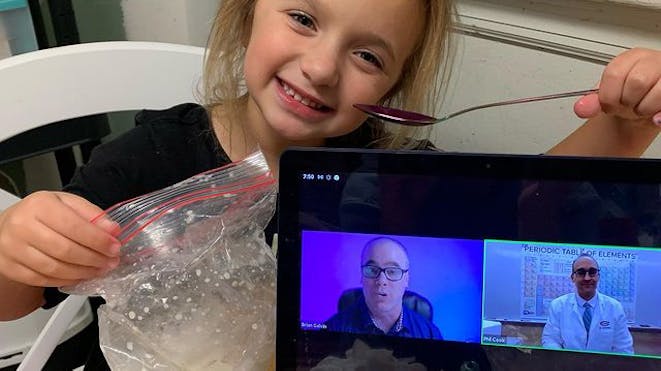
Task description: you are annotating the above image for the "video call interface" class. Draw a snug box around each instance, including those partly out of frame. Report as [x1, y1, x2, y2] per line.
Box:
[293, 171, 661, 364]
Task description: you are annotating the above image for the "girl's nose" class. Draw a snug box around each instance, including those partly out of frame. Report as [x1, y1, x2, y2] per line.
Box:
[300, 46, 340, 87]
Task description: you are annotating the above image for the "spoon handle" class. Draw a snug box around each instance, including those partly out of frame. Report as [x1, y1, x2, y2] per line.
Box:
[440, 88, 599, 122]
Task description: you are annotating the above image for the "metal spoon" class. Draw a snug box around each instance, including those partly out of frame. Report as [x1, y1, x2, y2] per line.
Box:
[354, 88, 600, 126]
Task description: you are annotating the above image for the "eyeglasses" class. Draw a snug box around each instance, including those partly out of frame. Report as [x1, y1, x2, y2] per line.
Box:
[361, 265, 408, 281]
[573, 268, 600, 277]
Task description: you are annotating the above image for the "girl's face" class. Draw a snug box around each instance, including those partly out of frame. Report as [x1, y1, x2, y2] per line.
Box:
[243, 0, 425, 145]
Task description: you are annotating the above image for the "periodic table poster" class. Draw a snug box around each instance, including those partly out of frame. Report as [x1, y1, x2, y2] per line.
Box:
[520, 242, 637, 322]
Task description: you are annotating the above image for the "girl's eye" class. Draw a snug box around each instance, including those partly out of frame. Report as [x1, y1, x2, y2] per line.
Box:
[289, 12, 316, 30]
[356, 51, 383, 69]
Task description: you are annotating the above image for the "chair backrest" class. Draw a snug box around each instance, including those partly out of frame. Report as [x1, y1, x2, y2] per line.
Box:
[0, 41, 205, 370]
[338, 287, 434, 321]
[0, 41, 205, 210]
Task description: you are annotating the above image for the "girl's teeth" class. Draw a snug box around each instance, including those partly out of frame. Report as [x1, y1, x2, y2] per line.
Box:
[282, 82, 322, 109]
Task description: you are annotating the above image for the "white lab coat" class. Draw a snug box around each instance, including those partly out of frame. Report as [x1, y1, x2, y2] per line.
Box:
[541, 292, 633, 354]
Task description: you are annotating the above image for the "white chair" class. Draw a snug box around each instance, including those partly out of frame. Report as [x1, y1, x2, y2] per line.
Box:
[0, 41, 205, 370]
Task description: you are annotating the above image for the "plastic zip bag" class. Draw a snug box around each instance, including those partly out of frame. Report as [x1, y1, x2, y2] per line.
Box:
[63, 151, 278, 370]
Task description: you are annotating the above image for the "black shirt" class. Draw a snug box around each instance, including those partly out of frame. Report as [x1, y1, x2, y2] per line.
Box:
[65, 103, 229, 208]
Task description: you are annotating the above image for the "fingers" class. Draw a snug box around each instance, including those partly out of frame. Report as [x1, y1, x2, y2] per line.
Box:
[634, 79, 661, 117]
[597, 48, 661, 121]
[0, 257, 83, 288]
[0, 191, 121, 287]
[17, 245, 108, 281]
[598, 49, 641, 114]
[574, 81, 601, 119]
[574, 93, 601, 119]
[621, 59, 660, 114]
[95, 215, 121, 235]
[0, 226, 117, 287]
[35, 192, 121, 258]
[16, 219, 119, 269]
[57, 192, 121, 235]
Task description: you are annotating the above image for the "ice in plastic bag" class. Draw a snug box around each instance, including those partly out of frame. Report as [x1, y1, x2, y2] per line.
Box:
[62, 151, 277, 370]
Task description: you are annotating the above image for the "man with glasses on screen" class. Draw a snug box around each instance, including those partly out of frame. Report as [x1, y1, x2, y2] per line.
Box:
[324, 237, 442, 339]
[542, 253, 633, 354]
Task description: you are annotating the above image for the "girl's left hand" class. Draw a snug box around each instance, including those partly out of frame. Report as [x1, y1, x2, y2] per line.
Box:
[574, 47, 661, 126]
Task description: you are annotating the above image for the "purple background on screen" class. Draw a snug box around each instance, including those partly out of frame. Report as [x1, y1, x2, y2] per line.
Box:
[300, 231, 484, 342]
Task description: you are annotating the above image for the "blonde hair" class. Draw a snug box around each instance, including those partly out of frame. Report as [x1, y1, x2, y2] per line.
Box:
[203, 0, 456, 150]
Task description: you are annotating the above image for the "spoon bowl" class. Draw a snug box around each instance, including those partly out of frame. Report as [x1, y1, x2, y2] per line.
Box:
[353, 104, 439, 126]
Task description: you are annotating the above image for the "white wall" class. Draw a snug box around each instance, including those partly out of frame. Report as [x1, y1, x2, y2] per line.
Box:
[432, 37, 601, 155]
[120, 0, 219, 46]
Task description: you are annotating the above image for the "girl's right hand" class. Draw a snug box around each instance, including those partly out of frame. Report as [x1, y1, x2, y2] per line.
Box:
[0, 191, 121, 287]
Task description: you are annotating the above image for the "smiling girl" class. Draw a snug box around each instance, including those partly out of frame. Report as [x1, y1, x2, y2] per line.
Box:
[205, 0, 456, 173]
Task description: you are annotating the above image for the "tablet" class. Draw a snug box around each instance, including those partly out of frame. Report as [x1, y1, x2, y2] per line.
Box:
[277, 148, 661, 370]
